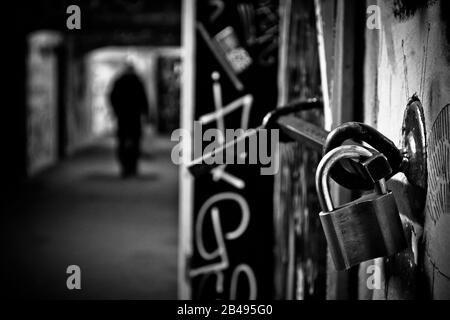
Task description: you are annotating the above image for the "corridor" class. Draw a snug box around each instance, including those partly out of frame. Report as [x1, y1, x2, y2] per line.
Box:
[2, 133, 178, 299]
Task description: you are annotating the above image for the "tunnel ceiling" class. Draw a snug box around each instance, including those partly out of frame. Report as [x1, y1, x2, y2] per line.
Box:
[20, 0, 181, 47]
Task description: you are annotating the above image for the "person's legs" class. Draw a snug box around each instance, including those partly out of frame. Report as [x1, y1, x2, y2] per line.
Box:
[117, 127, 135, 178]
[128, 135, 141, 176]
[117, 121, 142, 178]
[117, 133, 128, 178]
[121, 138, 135, 178]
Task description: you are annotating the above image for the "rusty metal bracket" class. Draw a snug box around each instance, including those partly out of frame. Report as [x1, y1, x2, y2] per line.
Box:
[400, 94, 428, 191]
[322, 95, 428, 192]
[262, 98, 326, 145]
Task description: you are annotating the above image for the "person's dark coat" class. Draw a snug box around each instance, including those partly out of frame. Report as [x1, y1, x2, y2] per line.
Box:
[109, 69, 149, 139]
[109, 68, 149, 177]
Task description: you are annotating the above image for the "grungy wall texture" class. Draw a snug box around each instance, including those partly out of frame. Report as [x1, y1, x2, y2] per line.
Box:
[363, 0, 450, 299]
[27, 32, 64, 175]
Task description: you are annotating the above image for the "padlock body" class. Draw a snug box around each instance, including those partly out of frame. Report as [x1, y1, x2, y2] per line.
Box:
[320, 192, 407, 270]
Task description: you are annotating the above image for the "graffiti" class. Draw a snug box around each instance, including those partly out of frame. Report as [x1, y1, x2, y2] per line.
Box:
[426, 105, 450, 224]
[230, 265, 257, 300]
[27, 32, 61, 175]
[208, 0, 225, 23]
[190, 193, 257, 299]
[199, 72, 253, 189]
[238, 0, 278, 67]
[215, 27, 253, 74]
[189, 0, 279, 300]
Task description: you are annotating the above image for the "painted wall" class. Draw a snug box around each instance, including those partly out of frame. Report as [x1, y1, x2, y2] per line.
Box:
[186, 0, 279, 300]
[362, 0, 450, 299]
[66, 42, 91, 154]
[157, 56, 181, 133]
[27, 31, 61, 175]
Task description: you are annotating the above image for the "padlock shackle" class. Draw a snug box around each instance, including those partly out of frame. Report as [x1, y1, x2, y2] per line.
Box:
[323, 122, 403, 190]
[316, 145, 379, 212]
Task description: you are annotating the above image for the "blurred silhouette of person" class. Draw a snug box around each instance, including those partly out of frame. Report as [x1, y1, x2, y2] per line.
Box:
[109, 63, 150, 178]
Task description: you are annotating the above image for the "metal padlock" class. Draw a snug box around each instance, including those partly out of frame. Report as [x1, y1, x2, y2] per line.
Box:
[316, 145, 407, 271]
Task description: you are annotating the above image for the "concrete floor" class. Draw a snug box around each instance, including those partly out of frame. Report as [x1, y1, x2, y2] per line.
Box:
[1, 134, 179, 299]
